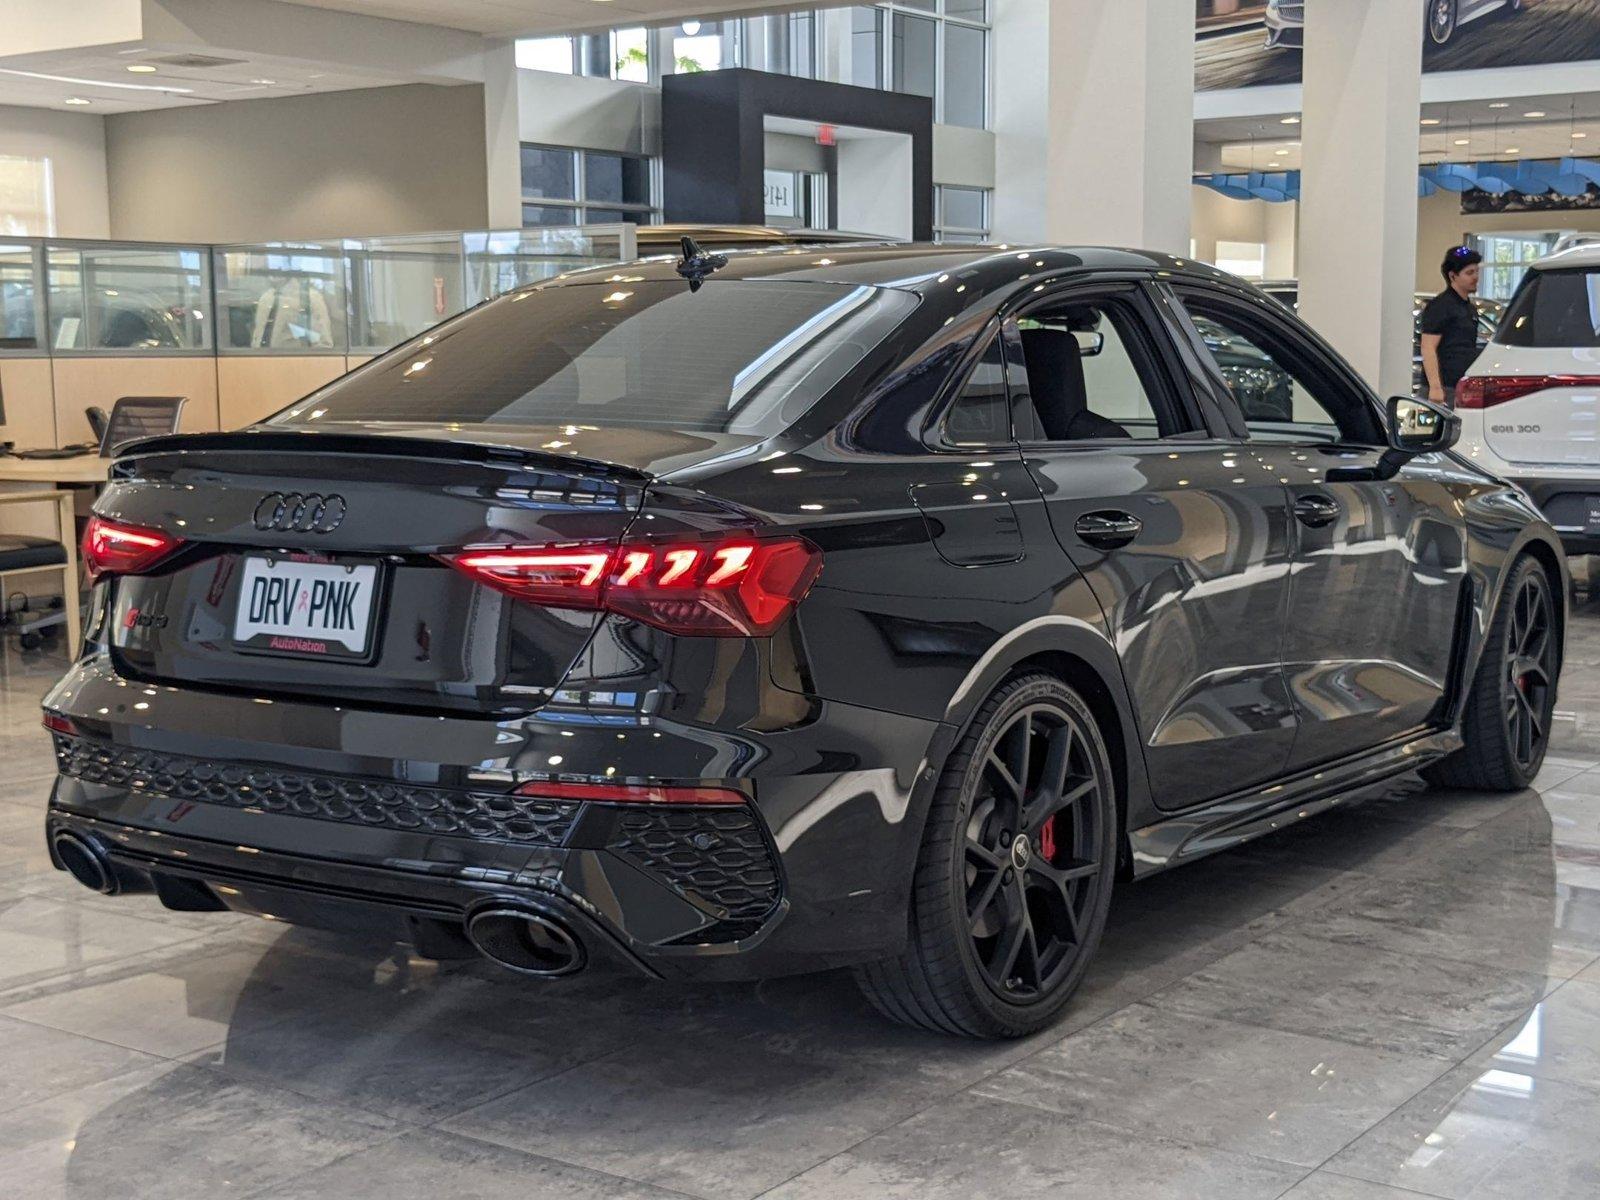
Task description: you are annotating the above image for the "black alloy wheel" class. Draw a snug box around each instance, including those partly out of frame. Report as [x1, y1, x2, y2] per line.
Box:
[1423, 555, 1559, 793]
[964, 703, 1104, 1001]
[856, 674, 1117, 1038]
[1503, 566, 1556, 774]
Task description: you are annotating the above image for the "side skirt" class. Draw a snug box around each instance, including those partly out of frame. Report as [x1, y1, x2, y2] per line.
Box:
[1126, 727, 1463, 876]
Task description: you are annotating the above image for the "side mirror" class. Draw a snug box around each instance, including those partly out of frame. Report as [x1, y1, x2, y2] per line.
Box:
[1388, 394, 1460, 455]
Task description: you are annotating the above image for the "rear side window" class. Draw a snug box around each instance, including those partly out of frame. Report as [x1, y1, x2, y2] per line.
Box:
[270, 280, 917, 434]
[1497, 268, 1600, 348]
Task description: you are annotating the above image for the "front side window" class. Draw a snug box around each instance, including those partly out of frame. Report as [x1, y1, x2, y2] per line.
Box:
[1178, 293, 1380, 444]
[271, 281, 918, 435]
[1010, 296, 1184, 441]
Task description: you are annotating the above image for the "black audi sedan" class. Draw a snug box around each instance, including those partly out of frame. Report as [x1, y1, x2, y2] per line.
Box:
[41, 243, 1565, 1039]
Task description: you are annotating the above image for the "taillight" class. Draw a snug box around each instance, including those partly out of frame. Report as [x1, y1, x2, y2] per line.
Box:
[42, 712, 79, 736]
[514, 780, 746, 805]
[1456, 374, 1600, 408]
[442, 534, 822, 637]
[81, 516, 185, 582]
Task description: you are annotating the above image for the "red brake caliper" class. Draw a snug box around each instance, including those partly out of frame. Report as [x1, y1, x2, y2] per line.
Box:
[1038, 814, 1057, 864]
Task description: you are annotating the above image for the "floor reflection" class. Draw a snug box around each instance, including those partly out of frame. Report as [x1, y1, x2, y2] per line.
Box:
[0, 583, 1597, 1197]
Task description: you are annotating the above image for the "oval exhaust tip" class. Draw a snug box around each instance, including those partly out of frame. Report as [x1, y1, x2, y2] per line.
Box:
[466, 908, 587, 977]
[53, 832, 116, 895]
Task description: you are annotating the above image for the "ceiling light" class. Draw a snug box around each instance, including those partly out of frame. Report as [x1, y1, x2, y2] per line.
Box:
[1489, 101, 1510, 109]
[1574, 132, 1589, 139]
[126, 64, 157, 73]
[1421, 117, 1441, 125]
[250, 77, 278, 85]
[0, 67, 193, 94]
[1504, 147, 1521, 154]
[681, 19, 701, 34]
[1280, 115, 1300, 125]
[1524, 110, 1546, 118]
[1454, 138, 1470, 145]
[1274, 148, 1290, 156]
[63, 96, 90, 105]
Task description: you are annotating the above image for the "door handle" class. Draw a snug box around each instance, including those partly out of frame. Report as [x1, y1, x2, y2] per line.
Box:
[1293, 494, 1341, 528]
[1074, 510, 1143, 549]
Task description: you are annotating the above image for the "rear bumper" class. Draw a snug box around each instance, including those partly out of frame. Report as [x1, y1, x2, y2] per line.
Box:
[1507, 476, 1600, 555]
[39, 653, 951, 981]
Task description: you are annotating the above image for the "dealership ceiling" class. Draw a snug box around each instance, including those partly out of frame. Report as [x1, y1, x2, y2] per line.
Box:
[275, 0, 816, 37]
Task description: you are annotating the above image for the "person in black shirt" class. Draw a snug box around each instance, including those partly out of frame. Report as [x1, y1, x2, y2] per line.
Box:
[1419, 246, 1483, 407]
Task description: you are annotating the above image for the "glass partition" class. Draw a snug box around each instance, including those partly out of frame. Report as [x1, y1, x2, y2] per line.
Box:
[463, 225, 635, 306]
[214, 242, 346, 352]
[0, 226, 632, 360]
[45, 243, 211, 352]
[0, 243, 40, 352]
[344, 234, 465, 352]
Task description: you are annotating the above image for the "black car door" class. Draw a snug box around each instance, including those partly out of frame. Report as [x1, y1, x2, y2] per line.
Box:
[1007, 279, 1299, 812]
[1168, 284, 1469, 771]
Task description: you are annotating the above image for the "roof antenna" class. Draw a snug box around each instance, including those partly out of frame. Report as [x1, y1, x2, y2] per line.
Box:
[675, 235, 728, 292]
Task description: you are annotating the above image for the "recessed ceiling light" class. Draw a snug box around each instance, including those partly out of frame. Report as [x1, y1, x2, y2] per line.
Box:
[1420, 117, 1441, 125]
[1454, 138, 1470, 145]
[1489, 102, 1510, 109]
[1274, 148, 1290, 156]
[250, 78, 278, 85]
[1574, 132, 1589, 139]
[1524, 111, 1546, 118]
[126, 64, 157, 73]
[1504, 147, 1521, 154]
[63, 96, 91, 105]
[1280, 115, 1300, 125]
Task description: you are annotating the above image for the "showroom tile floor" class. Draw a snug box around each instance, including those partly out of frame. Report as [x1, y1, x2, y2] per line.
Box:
[2, 593, 1600, 1199]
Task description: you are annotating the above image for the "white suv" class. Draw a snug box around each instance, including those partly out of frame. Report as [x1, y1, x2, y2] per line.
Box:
[1458, 244, 1600, 556]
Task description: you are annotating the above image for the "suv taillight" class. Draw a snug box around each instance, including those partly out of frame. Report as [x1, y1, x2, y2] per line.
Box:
[1456, 374, 1600, 408]
[81, 516, 185, 582]
[441, 535, 822, 637]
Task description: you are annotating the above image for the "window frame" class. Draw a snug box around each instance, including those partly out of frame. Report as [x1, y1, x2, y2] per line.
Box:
[1001, 278, 1208, 448]
[934, 185, 991, 244]
[519, 144, 661, 228]
[1166, 281, 1387, 449]
[849, 3, 991, 129]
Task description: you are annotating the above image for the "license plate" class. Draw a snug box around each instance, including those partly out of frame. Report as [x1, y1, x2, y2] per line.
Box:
[232, 556, 379, 660]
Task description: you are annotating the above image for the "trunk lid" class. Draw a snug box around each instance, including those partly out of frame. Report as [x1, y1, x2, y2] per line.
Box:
[1475, 346, 1600, 466]
[97, 428, 702, 713]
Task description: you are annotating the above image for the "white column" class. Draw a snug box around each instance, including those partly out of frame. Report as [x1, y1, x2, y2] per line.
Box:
[993, 0, 1193, 252]
[1298, 1, 1423, 398]
[482, 39, 522, 229]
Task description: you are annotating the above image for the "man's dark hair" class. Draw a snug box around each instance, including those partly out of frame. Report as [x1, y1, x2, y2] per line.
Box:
[1442, 245, 1482, 282]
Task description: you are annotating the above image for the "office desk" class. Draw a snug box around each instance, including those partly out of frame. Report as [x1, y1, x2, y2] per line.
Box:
[0, 457, 107, 583]
[0, 457, 109, 486]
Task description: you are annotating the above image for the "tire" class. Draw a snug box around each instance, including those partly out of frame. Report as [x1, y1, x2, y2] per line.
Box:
[1426, 0, 1457, 46]
[854, 673, 1118, 1038]
[1423, 555, 1559, 792]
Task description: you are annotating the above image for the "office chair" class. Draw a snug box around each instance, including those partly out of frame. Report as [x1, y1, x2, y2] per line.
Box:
[99, 396, 186, 456]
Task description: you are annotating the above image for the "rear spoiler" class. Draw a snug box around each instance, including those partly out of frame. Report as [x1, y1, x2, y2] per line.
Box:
[110, 427, 655, 484]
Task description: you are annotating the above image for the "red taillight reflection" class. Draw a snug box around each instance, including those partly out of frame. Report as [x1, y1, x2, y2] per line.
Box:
[1456, 374, 1600, 408]
[442, 535, 822, 637]
[81, 516, 185, 582]
[514, 780, 746, 805]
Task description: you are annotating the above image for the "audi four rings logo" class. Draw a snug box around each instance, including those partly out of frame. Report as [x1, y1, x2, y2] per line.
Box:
[252, 492, 347, 534]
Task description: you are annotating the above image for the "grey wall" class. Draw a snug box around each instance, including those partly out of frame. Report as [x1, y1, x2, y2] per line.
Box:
[104, 83, 488, 242]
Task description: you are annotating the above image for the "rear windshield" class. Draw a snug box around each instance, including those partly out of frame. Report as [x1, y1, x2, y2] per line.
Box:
[1496, 268, 1600, 348]
[268, 279, 916, 434]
